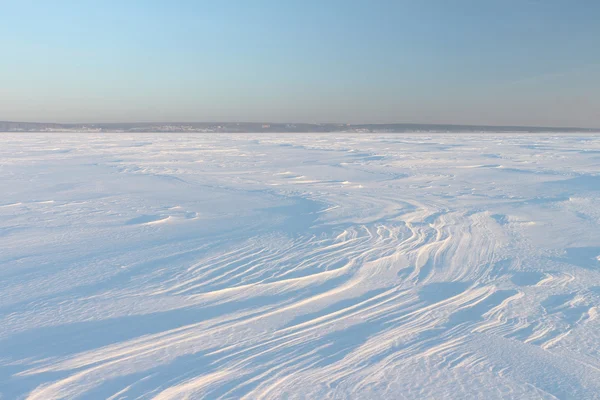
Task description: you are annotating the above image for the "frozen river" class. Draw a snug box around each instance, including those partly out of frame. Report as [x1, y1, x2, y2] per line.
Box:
[2, 132, 600, 399]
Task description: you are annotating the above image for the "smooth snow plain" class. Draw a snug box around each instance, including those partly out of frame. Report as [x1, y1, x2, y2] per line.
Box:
[2, 132, 600, 399]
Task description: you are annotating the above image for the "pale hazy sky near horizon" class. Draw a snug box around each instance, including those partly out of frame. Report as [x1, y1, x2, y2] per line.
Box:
[2, 0, 599, 127]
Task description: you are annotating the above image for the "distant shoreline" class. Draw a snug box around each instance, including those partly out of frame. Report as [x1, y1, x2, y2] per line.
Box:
[1, 121, 598, 133]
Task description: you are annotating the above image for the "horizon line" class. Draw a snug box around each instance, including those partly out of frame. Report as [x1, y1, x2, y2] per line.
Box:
[2, 120, 599, 131]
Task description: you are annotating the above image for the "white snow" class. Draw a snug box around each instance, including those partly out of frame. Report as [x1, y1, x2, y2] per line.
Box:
[1, 132, 600, 399]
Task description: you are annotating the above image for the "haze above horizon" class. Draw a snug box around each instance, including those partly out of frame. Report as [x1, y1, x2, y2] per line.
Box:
[2, 1, 599, 128]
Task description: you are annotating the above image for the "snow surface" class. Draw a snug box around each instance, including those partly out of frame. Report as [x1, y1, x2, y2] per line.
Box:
[2, 132, 600, 399]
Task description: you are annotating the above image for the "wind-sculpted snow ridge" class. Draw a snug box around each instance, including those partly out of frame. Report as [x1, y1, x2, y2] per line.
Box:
[1, 133, 600, 399]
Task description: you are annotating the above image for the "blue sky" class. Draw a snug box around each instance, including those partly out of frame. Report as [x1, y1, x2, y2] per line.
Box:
[2, 0, 599, 127]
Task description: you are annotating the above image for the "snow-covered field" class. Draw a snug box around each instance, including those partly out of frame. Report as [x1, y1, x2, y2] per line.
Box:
[2, 132, 600, 399]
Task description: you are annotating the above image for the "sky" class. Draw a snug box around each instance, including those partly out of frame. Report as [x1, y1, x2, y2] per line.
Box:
[1, 0, 599, 127]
